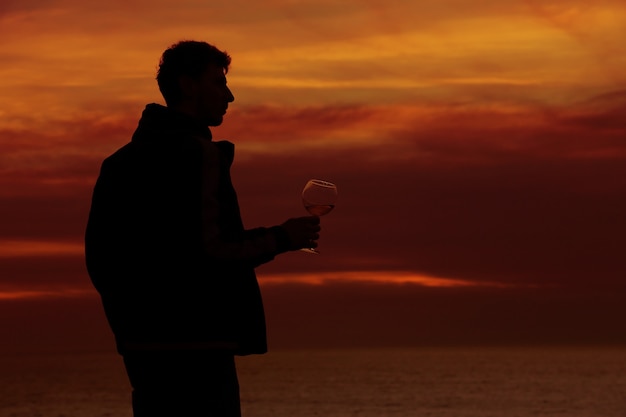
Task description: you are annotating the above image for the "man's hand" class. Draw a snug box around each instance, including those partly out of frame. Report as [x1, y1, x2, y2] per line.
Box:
[280, 216, 321, 250]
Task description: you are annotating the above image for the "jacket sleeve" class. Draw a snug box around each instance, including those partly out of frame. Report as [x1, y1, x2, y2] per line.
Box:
[199, 139, 290, 268]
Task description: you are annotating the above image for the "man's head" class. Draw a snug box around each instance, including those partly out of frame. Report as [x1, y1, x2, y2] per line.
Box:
[156, 41, 235, 126]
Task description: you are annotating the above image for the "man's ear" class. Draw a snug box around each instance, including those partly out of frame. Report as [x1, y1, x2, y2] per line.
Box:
[178, 75, 197, 100]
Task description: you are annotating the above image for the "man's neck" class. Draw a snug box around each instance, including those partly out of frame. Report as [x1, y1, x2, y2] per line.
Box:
[169, 103, 200, 122]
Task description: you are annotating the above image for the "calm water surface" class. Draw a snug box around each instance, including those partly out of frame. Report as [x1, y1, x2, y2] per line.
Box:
[1, 347, 625, 417]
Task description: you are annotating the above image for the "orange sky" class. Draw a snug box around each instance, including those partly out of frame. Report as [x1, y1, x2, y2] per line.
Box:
[1, 0, 626, 352]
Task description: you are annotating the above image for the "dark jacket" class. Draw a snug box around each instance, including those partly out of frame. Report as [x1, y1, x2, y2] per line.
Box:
[85, 103, 288, 355]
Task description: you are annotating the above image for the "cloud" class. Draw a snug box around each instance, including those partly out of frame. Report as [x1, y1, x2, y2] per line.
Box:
[216, 99, 626, 289]
[1, 0, 625, 354]
[5, 0, 624, 120]
[0, 254, 88, 290]
[0, 239, 84, 258]
[0, 288, 91, 300]
[1, 1, 625, 347]
[523, 0, 626, 84]
[560, 90, 626, 132]
[258, 270, 507, 288]
[1, 95, 624, 293]
[3, 278, 626, 354]
[261, 280, 626, 348]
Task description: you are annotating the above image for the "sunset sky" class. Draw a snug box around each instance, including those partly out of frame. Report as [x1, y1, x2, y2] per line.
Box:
[1, 0, 625, 353]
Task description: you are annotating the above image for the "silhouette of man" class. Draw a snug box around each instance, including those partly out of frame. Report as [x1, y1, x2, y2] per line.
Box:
[85, 40, 321, 417]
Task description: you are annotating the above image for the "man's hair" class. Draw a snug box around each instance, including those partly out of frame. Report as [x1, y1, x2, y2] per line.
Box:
[156, 40, 231, 106]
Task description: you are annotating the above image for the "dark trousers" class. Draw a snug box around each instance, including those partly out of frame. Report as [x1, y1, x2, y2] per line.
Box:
[122, 350, 241, 417]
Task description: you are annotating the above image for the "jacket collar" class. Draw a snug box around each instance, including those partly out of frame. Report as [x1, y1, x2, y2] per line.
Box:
[132, 103, 213, 144]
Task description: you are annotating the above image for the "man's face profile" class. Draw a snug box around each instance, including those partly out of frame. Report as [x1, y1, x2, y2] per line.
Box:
[180, 64, 235, 126]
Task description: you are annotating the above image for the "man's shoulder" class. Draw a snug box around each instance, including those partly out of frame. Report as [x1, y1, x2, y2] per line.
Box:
[101, 142, 136, 168]
[108, 141, 134, 156]
[100, 135, 204, 176]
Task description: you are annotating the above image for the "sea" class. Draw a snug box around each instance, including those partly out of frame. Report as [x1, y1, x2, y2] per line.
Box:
[1, 347, 625, 417]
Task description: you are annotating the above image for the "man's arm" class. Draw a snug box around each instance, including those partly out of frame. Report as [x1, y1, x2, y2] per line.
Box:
[204, 216, 320, 268]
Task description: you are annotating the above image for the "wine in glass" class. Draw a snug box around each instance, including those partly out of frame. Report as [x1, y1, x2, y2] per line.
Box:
[301, 179, 337, 253]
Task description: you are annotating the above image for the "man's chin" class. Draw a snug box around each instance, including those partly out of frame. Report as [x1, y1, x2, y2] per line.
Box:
[206, 115, 224, 127]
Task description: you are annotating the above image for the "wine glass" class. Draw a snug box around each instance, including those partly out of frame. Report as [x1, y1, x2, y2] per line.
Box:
[301, 179, 338, 254]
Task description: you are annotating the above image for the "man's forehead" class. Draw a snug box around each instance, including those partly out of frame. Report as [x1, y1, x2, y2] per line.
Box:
[204, 64, 228, 78]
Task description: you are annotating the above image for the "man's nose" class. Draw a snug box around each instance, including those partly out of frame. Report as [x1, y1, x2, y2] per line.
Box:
[226, 86, 234, 102]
